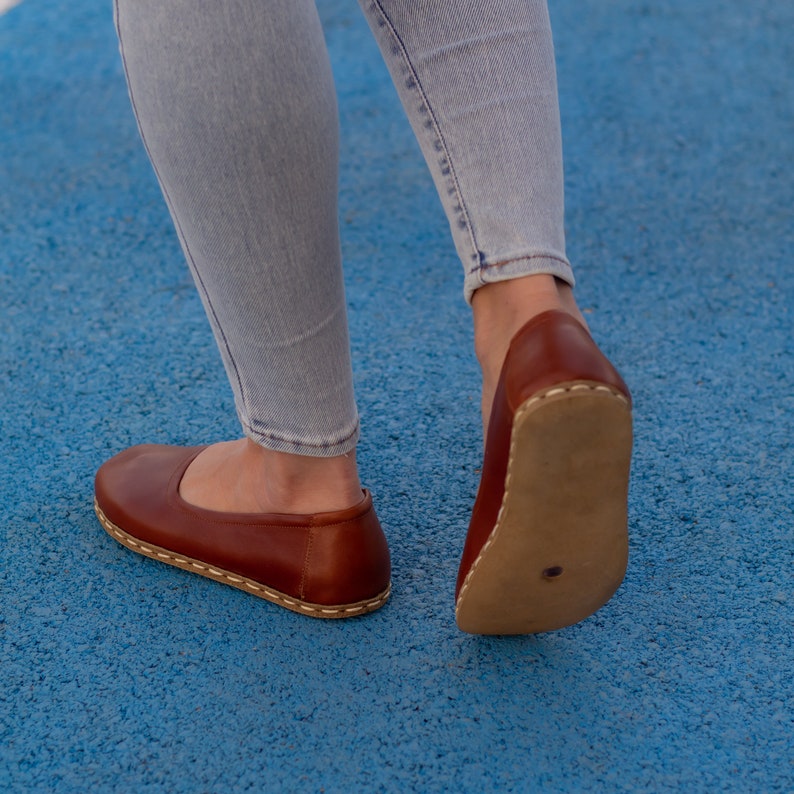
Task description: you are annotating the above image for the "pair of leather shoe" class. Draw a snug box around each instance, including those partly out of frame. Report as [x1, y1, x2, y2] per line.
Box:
[94, 310, 631, 633]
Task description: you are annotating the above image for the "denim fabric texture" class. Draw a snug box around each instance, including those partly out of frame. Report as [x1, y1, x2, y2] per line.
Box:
[115, 0, 573, 455]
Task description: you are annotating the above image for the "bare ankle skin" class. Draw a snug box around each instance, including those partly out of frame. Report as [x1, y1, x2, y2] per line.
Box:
[179, 438, 363, 515]
[471, 274, 588, 437]
[180, 276, 586, 512]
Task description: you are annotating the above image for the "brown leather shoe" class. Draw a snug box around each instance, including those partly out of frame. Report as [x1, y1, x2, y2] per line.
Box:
[94, 445, 391, 618]
[455, 310, 633, 634]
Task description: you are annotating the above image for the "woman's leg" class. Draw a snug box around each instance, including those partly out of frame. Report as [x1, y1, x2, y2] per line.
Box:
[359, 1, 632, 633]
[358, 0, 584, 427]
[114, 0, 362, 512]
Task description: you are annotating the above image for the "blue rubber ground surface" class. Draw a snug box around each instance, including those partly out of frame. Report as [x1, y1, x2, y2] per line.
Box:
[1, 1, 792, 791]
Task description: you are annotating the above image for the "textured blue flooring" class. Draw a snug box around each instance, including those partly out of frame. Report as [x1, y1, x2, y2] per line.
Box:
[2, 1, 792, 791]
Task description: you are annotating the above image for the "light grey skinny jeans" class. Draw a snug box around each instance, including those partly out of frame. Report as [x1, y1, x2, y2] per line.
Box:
[115, 0, 574, 456]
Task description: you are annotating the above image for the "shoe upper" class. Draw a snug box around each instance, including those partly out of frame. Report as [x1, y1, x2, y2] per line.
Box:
[95, 444, 391, 607]
[456, 310, 631, 599]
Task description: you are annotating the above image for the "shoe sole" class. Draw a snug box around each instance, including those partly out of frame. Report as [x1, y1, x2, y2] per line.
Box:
[95, 500, 391, 619]
[456, 382, 632, 635]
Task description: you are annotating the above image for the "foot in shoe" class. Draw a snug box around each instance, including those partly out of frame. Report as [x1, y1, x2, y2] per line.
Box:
[472, 274, 589, 438]
[456, 309, 632, 634]
[94, 444, 391, 617]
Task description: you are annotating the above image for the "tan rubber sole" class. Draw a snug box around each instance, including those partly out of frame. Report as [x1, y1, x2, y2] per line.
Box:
[456, 382, 632, 635]
[95, 500, 391, 619]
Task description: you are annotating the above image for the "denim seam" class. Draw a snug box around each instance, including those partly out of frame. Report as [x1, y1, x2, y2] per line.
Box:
[468, 253, 572, 277]
[115, 0, 249, 422]
[241, 415, 360, 452]
[366, 1, 481, 267]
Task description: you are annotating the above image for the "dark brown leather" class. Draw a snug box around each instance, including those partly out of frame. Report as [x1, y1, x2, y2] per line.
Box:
[95, 444, 390, 607]
[455, 310, 631, 598]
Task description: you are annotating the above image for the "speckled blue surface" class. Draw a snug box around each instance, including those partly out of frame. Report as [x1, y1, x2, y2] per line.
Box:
[1, 1, 792, 791]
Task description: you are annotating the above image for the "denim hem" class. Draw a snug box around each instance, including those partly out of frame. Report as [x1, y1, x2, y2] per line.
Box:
[240, 417, 360, 458]
[463, 254, 575, 304]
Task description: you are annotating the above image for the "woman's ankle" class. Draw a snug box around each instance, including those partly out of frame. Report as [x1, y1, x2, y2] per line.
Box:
[471, 274, 588, 435]
[256, 441, 363, 514]
[179, 438, 363, 515]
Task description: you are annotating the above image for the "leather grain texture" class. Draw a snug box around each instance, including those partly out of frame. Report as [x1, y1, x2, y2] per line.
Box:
[95, 445, 391, 613]
[455, 310, 632, 632]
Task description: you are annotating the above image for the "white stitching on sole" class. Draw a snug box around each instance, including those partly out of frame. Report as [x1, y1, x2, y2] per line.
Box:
[94, 503, 390, 617]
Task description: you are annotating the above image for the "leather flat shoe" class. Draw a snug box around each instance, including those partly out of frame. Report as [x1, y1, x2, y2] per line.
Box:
[456, 310, 632, 634]
[94, 445, 391, 618]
